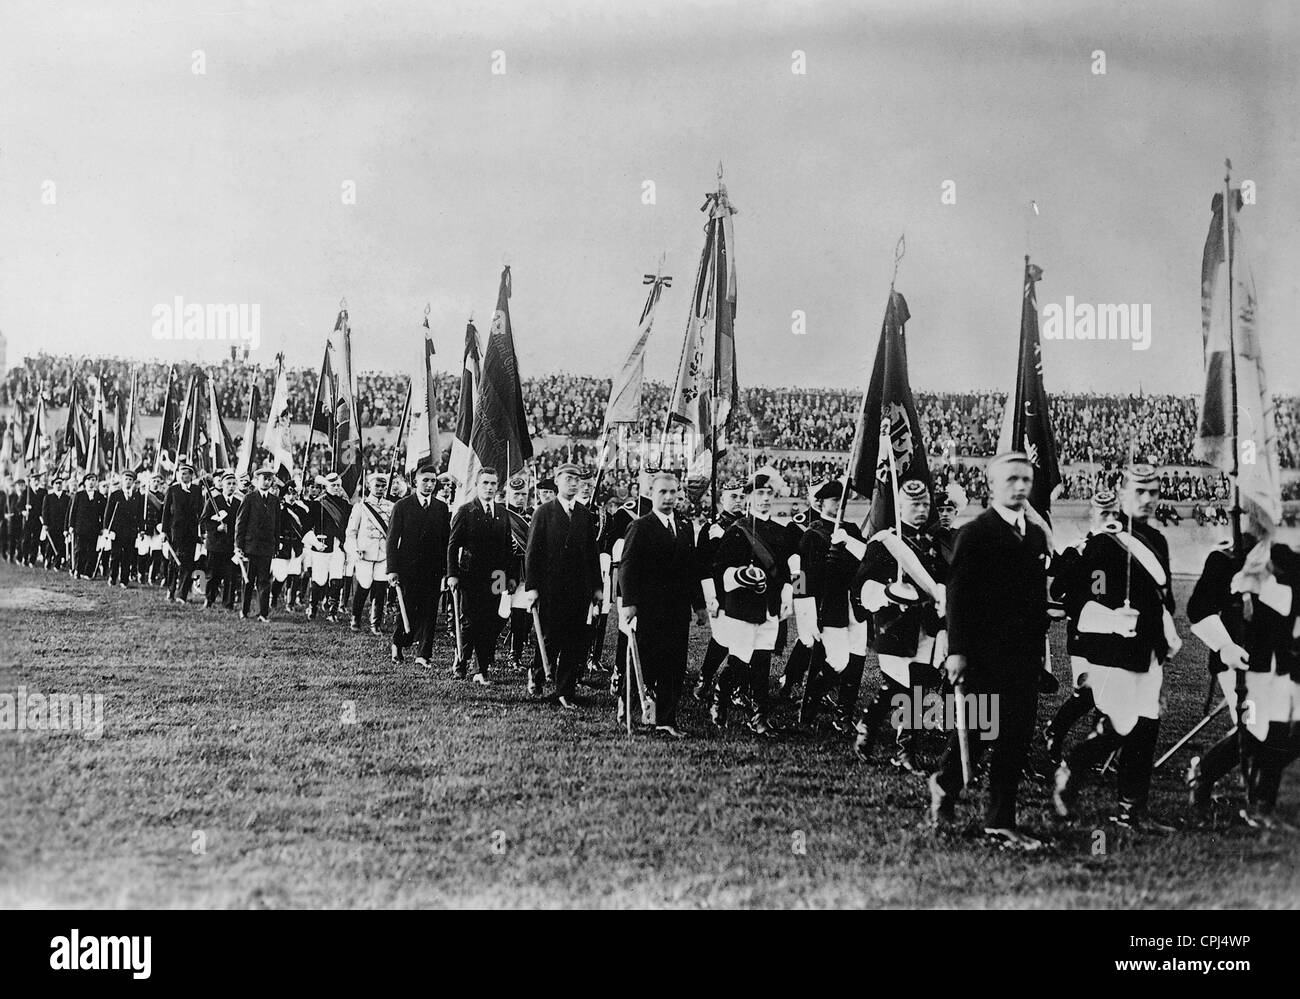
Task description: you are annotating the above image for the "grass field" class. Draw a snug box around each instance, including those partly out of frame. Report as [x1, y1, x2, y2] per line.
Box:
[2, 559, 1297, 909]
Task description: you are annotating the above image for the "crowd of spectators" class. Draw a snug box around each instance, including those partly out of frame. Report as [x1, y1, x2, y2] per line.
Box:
[6, 352, 1300, 474]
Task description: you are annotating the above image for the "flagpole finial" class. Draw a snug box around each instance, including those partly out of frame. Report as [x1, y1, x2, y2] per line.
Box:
[890, 233, 905, 288]
[717, 161, 724, 183]
[339, 297, 347, 312]
[424, 302, 431, 317]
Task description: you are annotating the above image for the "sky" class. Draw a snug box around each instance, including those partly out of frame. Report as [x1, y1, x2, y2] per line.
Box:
[1, 0, 1297, 396]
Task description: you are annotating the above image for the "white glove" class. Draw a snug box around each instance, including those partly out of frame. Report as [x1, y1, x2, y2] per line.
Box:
[1219, 643, 1250, 671]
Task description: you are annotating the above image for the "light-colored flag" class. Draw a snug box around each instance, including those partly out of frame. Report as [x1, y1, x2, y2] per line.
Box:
[261, 356, 296, 482]
[1193, 185, 1282, 536]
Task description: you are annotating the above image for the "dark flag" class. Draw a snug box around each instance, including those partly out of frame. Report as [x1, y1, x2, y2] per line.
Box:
[306, 344, 337, 481]
[235, 381, 261, 479]
[469, 266, 532, 480]
[154, 365, 179, 475]
[448, 320, 480, 487]
[332, 305, 364, 499]
[62, 381, 89, 469]
[175, 372, 202, 470]
[997, 257, 1061, 520]
[846, 289, 932, 535]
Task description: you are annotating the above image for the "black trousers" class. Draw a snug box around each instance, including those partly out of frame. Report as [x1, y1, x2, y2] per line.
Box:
[206, 550, 236, 607]
[533, 613, 590, 698]
[393, 581, 439, 660]
[631, 612, 690, 726]
[935, 677, 1038, 829]
[509, 607, 532, 661]
[350, 577, 388, 628]
[73, 530, 99, 577]
[455, 585, 503, 675]
[242, 556, 273, 618]
[168, 542, 197, 599]
[590, 611, 608, 664]
[109, 542, 136, 584]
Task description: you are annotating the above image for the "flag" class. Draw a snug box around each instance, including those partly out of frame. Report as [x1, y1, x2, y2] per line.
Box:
[308, 345, 336, 448]
[235, 381, 261, 479]
[406, 307, 441, 477]
[84, 385, 110, 476]
[331, 305, 364, 498]
[1194, 186, 1282, 535]
[469, 266, 533, 481]
[111, 394, 129, 473]
[62, 381, 89, 469]
[175, 372, 202, 471]
[388, 377, 412, 489]
[599, 270, 671, 469]
[23, 393, 47, 470]
[123, 367, 143, 472]
[845, 289, 932, 535]
[665, 170, 738, 490]
[261, 355, 296, 483]
[997, 258, 1061, 520]
[205, 375, 237, 472]
[154, 365, 179, 475]
[448, 320, 482, 489]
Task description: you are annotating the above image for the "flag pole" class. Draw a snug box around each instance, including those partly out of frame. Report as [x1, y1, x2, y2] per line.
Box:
[1224, 159, 1243, 560]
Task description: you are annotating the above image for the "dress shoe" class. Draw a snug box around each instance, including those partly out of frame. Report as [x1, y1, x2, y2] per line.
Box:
[349, 619, 361, 632]
[852, 722, 875, 763]
[390, 644, 404, 664]
[655, 725, 687, 739]
[414, 656, 430, 669]
[745, 713, 774, 738]
[370, 624, 383, 637]
[557, 696, 579, 711]
[526, 676, 541, 696]
[471, 673, 492, 687]
[257, 615, 270, 624]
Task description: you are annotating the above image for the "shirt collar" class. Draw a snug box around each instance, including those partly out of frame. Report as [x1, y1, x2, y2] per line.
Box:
[558, 496, 575, 514]
[655, 509, 675, 531]
[992, 503, 1025, 533]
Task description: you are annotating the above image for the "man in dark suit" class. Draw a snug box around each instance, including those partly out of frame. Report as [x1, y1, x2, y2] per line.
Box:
[523, 462, 603, 709]
[235, 467, 281, 622]
[931, 452, 1052, 851]
[105, 469, 144, 587]
[385, 461, 451, 666]
[619, 471, 706, 737]
[41, 474, 70, 570]
[22, 473, 46, 566]
[67, 472, 106, 579]
[162, 461, 204, 602]
[201, 470, 240, 609]
[447, 467, 514, 685]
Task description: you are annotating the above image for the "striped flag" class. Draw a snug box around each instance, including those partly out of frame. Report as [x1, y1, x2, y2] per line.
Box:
[469, 266, 533, 481]
[205, 374, 237, 472]
[447, 319, 482, 488]
[1194, 184, 1282, 536]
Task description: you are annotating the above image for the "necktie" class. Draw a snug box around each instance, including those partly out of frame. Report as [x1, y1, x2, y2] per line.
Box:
[668, 516, 676, 539]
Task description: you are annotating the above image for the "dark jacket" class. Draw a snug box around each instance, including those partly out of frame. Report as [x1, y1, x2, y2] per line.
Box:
[162, 483, 203, 545]
[855, 522, 948, 657]
[946, 507, 1050, 688]
[201, 492, 240, 555]
[41, 490, 70, 536]
[713, 514, 792, 624]
[1187, 541, 1300, 680]
[619, 511, 704, 625]
[1050, 523, 1172, 673]
[524, 498, 602, 628]
[235, 489, 280, 558]
[68, 488, 106, 535]
[448, 498, 513, 589]
[385, 493, 451, 592]
[105, 488, 144, 544]
[802, 516, 868, 629]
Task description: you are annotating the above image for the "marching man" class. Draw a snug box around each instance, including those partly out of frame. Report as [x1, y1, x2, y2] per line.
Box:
[345, 472, 393, 635]
[1186, 532, 1300, 830]
[446, 466, 514, 685]
[304, 472, 350, 621]
[851, 479, 948, 772]
[694, 479, 745, 702]
[1051, 464, 1181, 832]
[708, 472, 794, 737]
